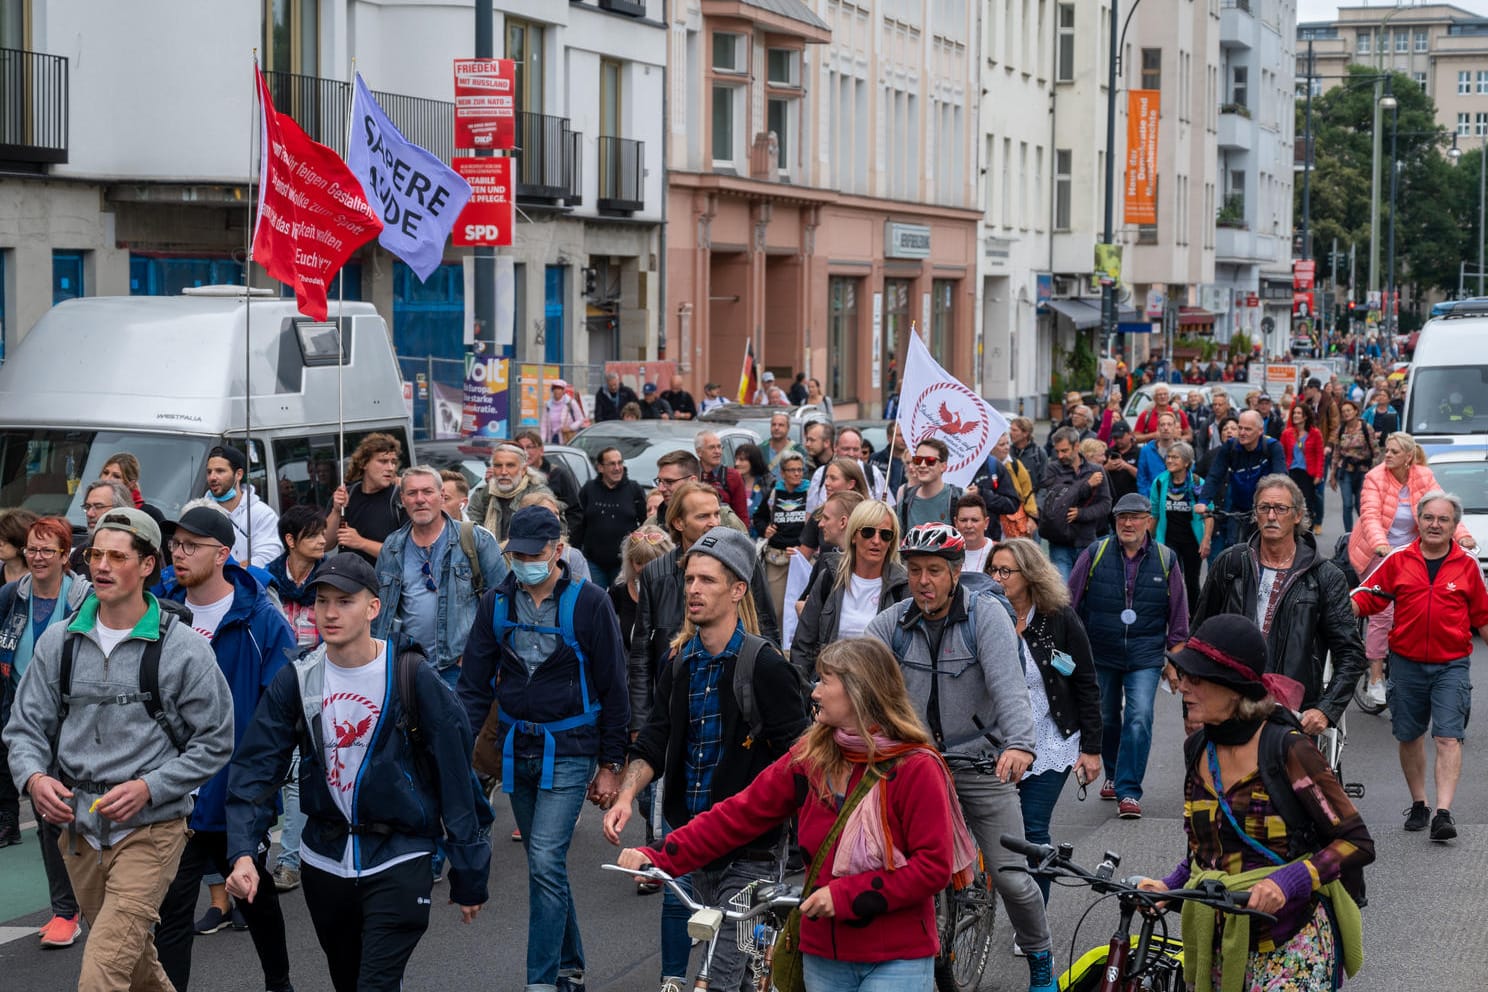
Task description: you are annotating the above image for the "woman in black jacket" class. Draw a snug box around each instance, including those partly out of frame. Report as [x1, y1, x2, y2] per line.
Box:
[574, 445, 648, 590]
[989, 538, 1103, 904]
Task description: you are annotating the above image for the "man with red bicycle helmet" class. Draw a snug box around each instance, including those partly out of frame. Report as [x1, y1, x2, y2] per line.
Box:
[866, 522, 1056, 992]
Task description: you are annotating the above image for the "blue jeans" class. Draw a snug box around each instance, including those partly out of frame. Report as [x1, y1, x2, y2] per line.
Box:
[688, 858, 778, 992]
[802, 954, 935, 992]
[1338, 467, 1366, 532]
[1094, 664, 1162, 801]
[587, 562, 618, 591]
[1048, 542, 1082, 581]
[657, 817, 694, 981]
[508, 754, 595, 992]
[1017, 767, 1071, 904]
[276, 749, 304, 870]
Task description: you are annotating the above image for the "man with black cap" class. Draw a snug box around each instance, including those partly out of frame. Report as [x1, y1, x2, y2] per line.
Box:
[1102, 420, 1140, 508]
[699, 381, 729, 414]
[5, 507, 233, 992]
[202, 444, 282, 568]
[153, 505, 298, 992]
[459, 505, 629, 992]
[1069, 492, 1189, 820]
[641, 382, 673, 420]
[603, 525, 810, 992]
[226, 553, 492, 992]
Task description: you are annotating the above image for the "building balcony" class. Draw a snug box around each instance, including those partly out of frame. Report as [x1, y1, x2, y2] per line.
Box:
[0, 47, 69, 171]
[264, 71, 453, 163]
[1216, 222, 1268, 264]
[515, 111, 582, 205]
[1220, 0, 1254, 48]
[597, 135, 644, 214]
[1218, 106, 1253, 150]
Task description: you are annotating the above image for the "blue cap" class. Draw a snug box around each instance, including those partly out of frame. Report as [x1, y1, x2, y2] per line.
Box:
[506, 506, 562, 555]
[643, 382, 658, 395]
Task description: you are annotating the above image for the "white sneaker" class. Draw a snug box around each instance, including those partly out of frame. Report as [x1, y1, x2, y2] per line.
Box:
[659, 978, 687, 992]
[1012, 940, 1026, 957]
[1366, 680, 1387, 707]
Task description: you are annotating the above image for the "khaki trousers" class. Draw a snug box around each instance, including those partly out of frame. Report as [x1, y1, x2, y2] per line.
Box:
[62, 817, 189, 992]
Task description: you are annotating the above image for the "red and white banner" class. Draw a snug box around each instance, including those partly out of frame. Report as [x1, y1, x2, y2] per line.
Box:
[453, 58, 517, 150]
[253, 68, 381, 320]
[896, 333, 1008, 488]
[450, 157, 514, 246]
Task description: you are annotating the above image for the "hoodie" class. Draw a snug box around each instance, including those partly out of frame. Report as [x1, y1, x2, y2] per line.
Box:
[215, 484, 283, 568]
[4, 593, 233, 843]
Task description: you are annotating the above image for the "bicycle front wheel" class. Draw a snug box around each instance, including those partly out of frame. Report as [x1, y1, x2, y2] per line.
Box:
[933, 859, 997, 992]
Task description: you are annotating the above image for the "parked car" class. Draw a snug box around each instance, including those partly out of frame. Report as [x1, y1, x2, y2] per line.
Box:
[831, 419, 894, 459]
[567, 421, 759, 490]
[1122, 382, 1244, 423]
[1425, 448, 1488, 582]
[697, 403, 827, 444]
[420, 439, 594, 491]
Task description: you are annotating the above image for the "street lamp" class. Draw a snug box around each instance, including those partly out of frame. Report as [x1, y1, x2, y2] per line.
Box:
[1449, 133, 1487, 296]
[1382, 87, 1398, 357]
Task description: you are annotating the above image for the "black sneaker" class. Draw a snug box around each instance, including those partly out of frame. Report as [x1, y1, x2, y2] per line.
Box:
[193, 906, 229, 935]
[1403, 802, 1431, 832]
[0, 810, 22, 847]
[1430, 809, 1457, 842]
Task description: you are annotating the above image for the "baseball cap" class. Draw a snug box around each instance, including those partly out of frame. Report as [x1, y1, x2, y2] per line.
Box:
[94, 507, 163, 554]
[643, 382, 658, 395]
[684, 526, 756, 583]
[308, 552, 380, 596]
[1108, 420, 1132, 439]
[1113, 493, 1152, 516]
[173, 506, 236, 549]
[761, 371, 776, 382]
[550, 379, 568, 390]
[705, 382, 720, 391]
[506, 505, 562, 556]
[207, 444, 247, 474]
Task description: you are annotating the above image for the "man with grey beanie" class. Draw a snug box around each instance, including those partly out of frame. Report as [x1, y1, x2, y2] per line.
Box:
[603, 526, 810, 992]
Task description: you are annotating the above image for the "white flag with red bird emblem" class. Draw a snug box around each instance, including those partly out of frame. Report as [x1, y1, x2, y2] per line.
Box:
[895, 332, 1009, 488]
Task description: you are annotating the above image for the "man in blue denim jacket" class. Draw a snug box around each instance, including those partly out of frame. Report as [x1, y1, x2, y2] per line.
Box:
[371, 465, 509, 691]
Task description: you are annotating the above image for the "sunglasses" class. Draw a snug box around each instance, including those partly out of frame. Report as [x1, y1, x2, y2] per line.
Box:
[83, 548, 140, 567]
[420, 559, 437, 593]
[857, 527, 895, 542]
[911, 455, 942, 466]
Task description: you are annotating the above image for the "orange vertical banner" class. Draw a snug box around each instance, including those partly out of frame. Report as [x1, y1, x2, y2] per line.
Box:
[1124, 89, 1161, 226]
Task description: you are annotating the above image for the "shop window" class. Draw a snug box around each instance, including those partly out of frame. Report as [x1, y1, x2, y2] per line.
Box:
[52, 251, 84, 304]
[930, 280, 955, 368]
[827, 277, 859, 404]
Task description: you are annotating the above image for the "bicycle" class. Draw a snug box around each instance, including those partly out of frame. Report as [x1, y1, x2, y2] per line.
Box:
[601, 862, 800, 992]
[997, 835, 1275, 992]
[935, 751, 1001, 992]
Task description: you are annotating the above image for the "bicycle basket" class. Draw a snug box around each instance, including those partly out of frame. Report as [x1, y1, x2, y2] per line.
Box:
[731, 883, 772, 958]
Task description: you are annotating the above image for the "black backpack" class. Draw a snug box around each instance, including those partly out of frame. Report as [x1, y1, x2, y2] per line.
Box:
[1183, 711, 1367, 906]
[669, 632, 809, 750]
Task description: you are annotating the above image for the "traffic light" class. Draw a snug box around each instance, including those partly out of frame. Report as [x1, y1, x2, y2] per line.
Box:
[582, 267, 598, 297]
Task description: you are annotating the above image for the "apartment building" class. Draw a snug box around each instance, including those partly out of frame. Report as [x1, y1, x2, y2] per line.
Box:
[0, 0, 664, 386]
[1214, 0, 1297, 356]
[664, 0, 981, 418]
[1298, 3, 1488, 140]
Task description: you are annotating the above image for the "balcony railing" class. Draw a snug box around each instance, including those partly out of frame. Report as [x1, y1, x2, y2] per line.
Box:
[0, 47, 69, 168]
[515, 110, 580, 204]
[598, 136, 644, 213]
[1221, 0, 1251, 11]
[263, 71, 453, 163]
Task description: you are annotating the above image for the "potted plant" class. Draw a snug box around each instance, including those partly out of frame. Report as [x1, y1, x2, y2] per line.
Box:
[1216, 193, 1246, 229]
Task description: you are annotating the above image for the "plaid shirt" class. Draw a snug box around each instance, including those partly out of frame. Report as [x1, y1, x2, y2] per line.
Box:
[683, 622, 744, 817]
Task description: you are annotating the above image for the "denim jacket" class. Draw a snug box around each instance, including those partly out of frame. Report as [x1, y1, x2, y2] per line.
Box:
[371, 514, 510, 669]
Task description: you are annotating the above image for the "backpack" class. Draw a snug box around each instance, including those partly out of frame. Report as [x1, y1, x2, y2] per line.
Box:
[668, 631, 809, 750]
[457, 520, 485, 598]
[1182, 712, 1367, 906]
[898, 483, 963, 530]
[59, 611, 186, 753]
[391, 643, 438, 787]
[1080, 536, 1174, 595]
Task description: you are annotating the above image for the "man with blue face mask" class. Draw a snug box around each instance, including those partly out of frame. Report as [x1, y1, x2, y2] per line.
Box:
[203, 444, 282, 568]
[459, 506, 630, 992]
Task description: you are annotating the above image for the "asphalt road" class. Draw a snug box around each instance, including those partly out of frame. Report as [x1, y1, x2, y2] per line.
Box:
[2, 503, 1485, 991]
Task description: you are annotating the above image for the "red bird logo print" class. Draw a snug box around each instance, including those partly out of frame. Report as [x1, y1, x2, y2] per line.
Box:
[938, 402, 980, 435]
[334, 715, 374, 748]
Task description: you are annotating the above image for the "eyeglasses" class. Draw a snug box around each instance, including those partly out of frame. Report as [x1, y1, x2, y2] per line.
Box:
[911, 455, 942, 466]
[82, 501, 114, 513]
[83, 548, 140, 567]
[23, 546, 60, 560]
[168, 539, 220, 556]
[990, 566, 1020, 579]
[857, 527, 895, 542]
[629, 529, 669, 545]
[420, 560, 438, 593]
[653, 475, 688, 488]
[1253, 503, 1295, 518]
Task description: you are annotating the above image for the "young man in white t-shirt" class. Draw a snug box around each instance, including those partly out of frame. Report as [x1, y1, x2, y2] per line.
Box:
[955, 495, 995, 576]
[225, 553, 490, 992]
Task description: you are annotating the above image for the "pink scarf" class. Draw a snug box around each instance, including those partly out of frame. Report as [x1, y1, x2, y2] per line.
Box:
[829, 729, 979, 888]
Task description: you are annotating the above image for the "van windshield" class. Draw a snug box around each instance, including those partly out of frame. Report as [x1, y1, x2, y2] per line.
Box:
[1408, 368, 1488, 435]
[0, 430, 212, 528]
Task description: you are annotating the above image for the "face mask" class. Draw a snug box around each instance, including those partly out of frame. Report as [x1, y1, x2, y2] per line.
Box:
[511, 555, 553, 586]
[208, 485, 237, 503]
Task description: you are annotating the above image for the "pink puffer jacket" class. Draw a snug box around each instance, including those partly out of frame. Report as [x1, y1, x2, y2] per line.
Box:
[1347, 462, 1471, 578]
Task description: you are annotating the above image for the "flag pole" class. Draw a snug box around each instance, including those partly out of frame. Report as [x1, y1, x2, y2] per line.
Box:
[244, 52, 259, 566]
[338, 62, 356, 487]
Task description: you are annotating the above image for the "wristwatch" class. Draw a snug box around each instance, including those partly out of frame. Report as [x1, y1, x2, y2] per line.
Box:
[602, 761, 624, 774]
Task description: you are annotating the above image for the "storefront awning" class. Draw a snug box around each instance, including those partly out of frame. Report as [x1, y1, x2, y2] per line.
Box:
[1177, 307, 1218, 327]
[1047, 298, 1141, 330]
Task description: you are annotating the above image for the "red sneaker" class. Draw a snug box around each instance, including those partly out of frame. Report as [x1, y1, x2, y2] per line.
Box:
[1118, 797, 1142, 819]
[39, 915, 82, 948]
[1099, 780, 1117, 801]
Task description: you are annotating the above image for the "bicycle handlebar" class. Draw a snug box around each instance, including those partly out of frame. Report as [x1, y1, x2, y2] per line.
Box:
[997, 835, 1275, 923]
[601, 863, 801, 921]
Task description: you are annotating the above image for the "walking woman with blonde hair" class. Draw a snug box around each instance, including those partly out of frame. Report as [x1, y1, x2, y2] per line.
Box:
[619, 637, 977, 992]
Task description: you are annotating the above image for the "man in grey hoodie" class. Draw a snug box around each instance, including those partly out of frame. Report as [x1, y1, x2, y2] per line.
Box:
[865, 521, 1057, 992]
[5, 507, 233, 992]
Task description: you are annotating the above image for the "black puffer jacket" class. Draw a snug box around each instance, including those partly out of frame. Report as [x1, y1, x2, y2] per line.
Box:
[1192, 530, 1365, 725]
[627, 548, 782, 731]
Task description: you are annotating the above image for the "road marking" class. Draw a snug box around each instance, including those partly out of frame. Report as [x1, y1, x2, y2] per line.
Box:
[0, 927, 36, 947]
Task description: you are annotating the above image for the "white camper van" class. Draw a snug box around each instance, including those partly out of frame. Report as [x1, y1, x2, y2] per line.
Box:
[1404, 306, 1488, 454]
[0, 291, 413, 531]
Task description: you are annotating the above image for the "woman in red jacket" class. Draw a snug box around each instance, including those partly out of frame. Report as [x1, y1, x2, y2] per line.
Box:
[1281, 401, 1325, 531]
[617, 637, 974, 992]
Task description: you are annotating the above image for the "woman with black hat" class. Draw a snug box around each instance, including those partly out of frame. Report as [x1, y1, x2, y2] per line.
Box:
[1138, 614, 1374, 991]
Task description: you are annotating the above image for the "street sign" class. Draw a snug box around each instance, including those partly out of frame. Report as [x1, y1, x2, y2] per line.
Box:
[1292, 259, 1316, 291]
[453, 58, 517, 150]
[451, 157, 514, 246]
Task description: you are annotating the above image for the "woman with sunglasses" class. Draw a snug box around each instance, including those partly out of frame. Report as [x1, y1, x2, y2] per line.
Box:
[986, 538, 1102, 907]
[792, 500, 908, 677]
[0, 516, 89, 942]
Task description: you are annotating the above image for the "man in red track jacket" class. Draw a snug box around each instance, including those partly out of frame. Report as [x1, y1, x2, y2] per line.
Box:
[1352, 490, 1488, 843]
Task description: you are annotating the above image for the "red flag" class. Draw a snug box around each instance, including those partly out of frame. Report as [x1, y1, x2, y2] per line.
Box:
[253, 67, 382, 320]
[736, 338, 758, 404]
